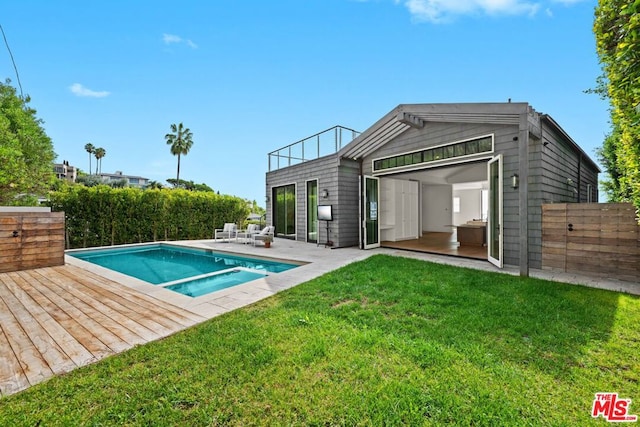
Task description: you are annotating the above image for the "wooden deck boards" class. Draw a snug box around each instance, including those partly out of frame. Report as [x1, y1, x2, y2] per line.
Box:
[0, 264, 205, 397]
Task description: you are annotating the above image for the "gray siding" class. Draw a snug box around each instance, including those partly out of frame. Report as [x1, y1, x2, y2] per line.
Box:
[265, 154, 359, 248]
[336, 159, 361, 247]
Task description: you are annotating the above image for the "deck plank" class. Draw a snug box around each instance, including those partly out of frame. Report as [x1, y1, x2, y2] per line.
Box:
[0, 260, 206, 397]
[10, 271, 115, 361]
[14, 270, 134, 353]
[0, 324, 30, 397]
[31, 269, 164, 343]
[56, 266, 202, 331]
[0, 274, 77, 376]
[58, 265, 204, 325]
[6, 272, 96, 367]
[0, 278, 54, 387]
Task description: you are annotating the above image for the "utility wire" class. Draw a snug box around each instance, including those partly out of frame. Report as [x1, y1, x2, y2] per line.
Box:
[0, 23, 24, 99]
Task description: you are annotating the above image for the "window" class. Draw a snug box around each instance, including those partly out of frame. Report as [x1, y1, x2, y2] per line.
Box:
[453, 197, 461, 213]
[372, 135, 494, 172]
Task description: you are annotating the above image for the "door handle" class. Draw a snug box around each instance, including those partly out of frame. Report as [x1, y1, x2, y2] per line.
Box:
[567, 224, 573, 232]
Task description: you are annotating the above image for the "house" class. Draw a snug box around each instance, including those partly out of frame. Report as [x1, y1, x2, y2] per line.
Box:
[53, 161, 78, 182]
[98, 171, 149, 188]
[265, 103, 599, 275]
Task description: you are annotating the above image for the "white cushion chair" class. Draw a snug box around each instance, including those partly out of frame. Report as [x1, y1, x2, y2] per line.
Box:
[252, 226, 275, 246]
[214, 223, 237, 242]
[236, 223, 260, 244]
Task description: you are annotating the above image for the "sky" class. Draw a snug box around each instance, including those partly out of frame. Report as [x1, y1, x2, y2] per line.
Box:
[1, 0, 609, 206]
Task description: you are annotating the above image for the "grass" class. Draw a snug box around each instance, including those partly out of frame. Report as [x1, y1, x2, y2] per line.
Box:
[0, 254, 639, 426]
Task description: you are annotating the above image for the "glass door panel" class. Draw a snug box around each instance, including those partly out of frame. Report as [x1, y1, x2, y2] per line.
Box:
[488, 156, 503, 268]
[364, 176, 380, 249]
[306, 180, 317, 243]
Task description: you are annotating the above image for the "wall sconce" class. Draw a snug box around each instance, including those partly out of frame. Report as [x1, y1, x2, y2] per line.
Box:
[321, 189, 329, 198]
[511, 174, 519, 190]
[265, 194, 270, 203]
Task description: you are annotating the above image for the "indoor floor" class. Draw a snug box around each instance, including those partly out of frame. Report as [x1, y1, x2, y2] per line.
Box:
[381, 231, 487, 260]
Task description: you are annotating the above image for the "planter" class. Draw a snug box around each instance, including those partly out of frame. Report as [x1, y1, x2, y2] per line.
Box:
[264, 241, 272, 248]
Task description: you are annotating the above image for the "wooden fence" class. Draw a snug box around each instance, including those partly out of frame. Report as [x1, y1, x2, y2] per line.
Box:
[542, 203, 639, 282]
[0, 210, 65, 273]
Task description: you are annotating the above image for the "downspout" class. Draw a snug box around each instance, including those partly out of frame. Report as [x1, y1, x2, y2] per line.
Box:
[577, 154, 582, 203]
[518, 111, 529, 277]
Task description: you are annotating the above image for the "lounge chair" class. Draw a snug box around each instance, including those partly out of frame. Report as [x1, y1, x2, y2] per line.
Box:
[236, 223, 260, 244]
[252, 225, 275, 246]
[214, 223, 237, 242]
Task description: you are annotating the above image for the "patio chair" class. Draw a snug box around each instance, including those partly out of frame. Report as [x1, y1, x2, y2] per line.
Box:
[236, 223, 260, 244]
[214, 223, 237, 242]
[252, 225, 275, 246]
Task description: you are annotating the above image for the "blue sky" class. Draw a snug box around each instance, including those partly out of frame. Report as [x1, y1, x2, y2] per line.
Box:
[1, 0, 608, 205]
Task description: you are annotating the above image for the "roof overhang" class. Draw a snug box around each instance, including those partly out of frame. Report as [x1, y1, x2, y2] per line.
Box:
[339, 103, 528, 160]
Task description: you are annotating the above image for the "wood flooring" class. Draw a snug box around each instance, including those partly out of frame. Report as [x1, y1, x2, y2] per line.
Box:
[382, 232, 488, 260]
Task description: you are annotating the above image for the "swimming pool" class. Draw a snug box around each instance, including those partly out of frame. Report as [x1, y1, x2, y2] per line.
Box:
[68, 244, 299, 297]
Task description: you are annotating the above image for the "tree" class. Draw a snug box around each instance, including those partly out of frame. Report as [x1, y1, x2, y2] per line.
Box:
[164, 123, 193, 186]
[0, 79, 56, 205]
[593, 0, 640, 211]
[84, 143, 95, 175]
[94, 147, 106, 174]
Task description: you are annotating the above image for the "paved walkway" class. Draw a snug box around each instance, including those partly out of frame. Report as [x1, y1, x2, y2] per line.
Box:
[2, 239, 637, 397]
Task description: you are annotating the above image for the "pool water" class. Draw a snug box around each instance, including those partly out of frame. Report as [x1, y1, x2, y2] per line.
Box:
[69, 244, 299, 297]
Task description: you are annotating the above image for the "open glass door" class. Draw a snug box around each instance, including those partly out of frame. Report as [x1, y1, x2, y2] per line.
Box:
[363, 176, 380, 249]
[488, 155, 503, 268]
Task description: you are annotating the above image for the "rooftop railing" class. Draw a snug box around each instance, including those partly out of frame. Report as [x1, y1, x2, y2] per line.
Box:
[268, 125, 360, 171]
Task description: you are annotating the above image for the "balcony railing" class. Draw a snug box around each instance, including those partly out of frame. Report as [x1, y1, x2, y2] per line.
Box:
[268, 125, 360, 171]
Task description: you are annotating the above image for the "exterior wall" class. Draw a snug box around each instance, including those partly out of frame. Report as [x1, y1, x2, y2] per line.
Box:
[525, 121, 600, 269]
[336, 159, 360, 247]
[0, 210, 65, 273]
[266, 154, 359, 248]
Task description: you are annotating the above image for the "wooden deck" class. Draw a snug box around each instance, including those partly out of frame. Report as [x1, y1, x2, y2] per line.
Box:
[382, 232, 488, 260]
[0, 264, 205, 397]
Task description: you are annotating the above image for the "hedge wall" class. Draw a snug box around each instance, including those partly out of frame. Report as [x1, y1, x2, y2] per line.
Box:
[48, 186, 250, 249]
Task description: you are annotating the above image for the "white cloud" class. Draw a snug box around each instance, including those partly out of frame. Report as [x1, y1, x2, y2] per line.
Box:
[69, 83, 110, 98]
[162, 33, 198, 49]
[396, 0, 549, 22]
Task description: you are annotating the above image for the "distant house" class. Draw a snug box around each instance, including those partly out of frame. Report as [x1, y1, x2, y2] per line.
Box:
[98, 171, 149, 188]
[265, 103, 599, 275]
[53, 161, 78, 182]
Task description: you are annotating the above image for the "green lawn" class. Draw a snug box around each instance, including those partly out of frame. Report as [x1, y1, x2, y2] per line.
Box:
[1, 255, 638, 426]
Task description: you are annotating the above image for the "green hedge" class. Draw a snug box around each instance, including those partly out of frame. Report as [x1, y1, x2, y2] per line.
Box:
[48, 186, 250, 248]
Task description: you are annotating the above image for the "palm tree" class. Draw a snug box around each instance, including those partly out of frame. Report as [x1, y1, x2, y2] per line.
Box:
[94, 147, 106, 174]
[84, 143, 95, 175]
[165, 123, 194, 186]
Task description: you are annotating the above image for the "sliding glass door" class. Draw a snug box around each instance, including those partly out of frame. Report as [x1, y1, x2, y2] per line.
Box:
[273, 184, 296, 239]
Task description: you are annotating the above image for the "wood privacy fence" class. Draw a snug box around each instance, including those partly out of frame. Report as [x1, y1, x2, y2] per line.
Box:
[542, 203, 639, 282]
[0, 210, 65, 273]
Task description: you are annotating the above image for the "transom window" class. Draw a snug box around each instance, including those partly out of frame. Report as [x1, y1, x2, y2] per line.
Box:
[373, 135, 493, 172]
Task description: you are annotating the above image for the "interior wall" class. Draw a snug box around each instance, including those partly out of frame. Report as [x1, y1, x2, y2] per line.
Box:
[422, 184, 452, 232]
[453, 189, 482, 225]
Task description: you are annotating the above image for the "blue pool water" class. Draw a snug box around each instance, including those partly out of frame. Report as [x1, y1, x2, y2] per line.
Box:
[69, 244, 299, 297]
